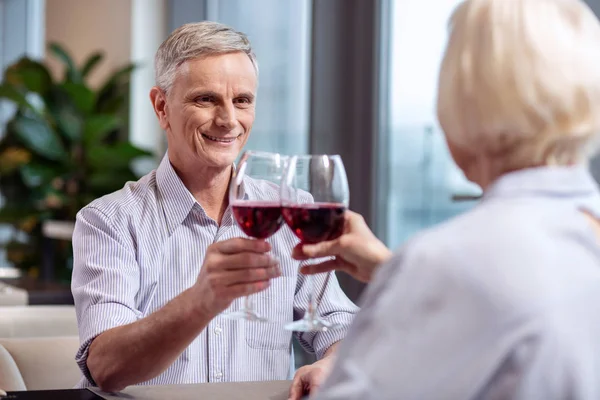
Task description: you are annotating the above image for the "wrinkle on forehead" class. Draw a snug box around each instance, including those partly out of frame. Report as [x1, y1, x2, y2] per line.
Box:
[174, 54, 258, 98]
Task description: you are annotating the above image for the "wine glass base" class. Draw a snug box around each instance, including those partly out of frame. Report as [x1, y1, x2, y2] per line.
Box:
[284, 317, 342, 332]
[222, 309, 270, 323]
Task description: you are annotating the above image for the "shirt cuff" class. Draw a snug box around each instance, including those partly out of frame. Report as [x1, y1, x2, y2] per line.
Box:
[297, 311, 356, 360]
[75, 302, 140, 386]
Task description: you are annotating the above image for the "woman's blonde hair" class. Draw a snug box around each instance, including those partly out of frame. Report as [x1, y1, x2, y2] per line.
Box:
[437, 0, 600, 167]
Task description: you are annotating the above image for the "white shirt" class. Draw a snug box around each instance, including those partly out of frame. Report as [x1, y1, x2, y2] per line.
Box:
[71, 155, 358, 387]
[317, 166, 600, 400]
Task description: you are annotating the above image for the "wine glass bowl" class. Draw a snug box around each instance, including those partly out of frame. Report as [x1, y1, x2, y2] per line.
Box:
[231, 202, 283, 239]
[281, 203, 346, 244]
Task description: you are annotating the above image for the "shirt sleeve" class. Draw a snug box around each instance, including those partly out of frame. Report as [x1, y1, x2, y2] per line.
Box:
[293, 265, 359, 359]
[71, 206, 143, 385]
[314, 237, 524, 400]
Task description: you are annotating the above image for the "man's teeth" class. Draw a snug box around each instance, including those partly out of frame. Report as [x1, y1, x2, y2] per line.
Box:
[203, 134, 235, 143]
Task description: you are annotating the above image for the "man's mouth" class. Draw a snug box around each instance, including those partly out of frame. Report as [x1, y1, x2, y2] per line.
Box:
[201, 133, 239, 143]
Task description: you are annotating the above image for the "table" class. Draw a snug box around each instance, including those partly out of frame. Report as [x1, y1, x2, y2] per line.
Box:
[90, 381, 292, 399]
[5, 381, 294, 400]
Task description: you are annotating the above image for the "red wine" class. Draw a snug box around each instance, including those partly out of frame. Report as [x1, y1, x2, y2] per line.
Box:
[232, 202, 283, 239]
[282, 203, 346, 244]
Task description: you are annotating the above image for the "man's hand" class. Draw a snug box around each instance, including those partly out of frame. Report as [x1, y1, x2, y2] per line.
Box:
[192, 237, 281, 317]
[288, 357, 333, 400]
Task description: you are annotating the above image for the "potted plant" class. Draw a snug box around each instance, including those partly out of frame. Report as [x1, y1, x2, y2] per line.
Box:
[0, 43, 153, 282]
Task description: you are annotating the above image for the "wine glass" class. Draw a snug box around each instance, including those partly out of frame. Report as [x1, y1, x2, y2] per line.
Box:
[280, 154, 349, 332]
[225, 150, 287, 322]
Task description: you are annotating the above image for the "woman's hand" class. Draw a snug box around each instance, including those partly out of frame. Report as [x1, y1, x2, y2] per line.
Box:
[292, 211, 392, 283]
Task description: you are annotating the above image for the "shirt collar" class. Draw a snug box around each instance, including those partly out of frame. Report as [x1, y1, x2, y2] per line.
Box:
[156, 154, 198, 235]
[484, 165, 599, 201]
[156, 154, 248, 233]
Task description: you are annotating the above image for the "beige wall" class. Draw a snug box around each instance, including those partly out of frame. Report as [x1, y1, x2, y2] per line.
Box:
[45, 0, 132, 87]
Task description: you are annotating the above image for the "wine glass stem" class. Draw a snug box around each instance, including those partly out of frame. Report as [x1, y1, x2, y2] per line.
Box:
[306, 274, 317, 321]
[244, 295, 254, 312]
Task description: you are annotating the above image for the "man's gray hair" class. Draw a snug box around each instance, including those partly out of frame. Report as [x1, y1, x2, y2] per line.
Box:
[155, 21, 258, 92]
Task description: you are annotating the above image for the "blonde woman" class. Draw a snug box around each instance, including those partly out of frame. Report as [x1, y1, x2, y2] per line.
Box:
[291, 0, 600, 398]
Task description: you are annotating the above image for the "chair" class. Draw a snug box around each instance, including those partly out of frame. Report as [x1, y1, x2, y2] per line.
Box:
[0, 336, 81, 390]
[0, 282, 27, 306]
[0, 305, 78, 338]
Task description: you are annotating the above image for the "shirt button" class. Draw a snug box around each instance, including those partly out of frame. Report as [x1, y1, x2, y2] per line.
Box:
[214, 326, 222, 335]
[215, 371, 223, 379]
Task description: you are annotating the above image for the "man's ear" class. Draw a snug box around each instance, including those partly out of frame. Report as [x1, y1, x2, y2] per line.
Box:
[150, 86, 170, 131]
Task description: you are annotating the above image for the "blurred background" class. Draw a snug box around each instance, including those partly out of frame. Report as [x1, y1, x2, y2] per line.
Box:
[0, 0, 482, 292]
[2, 0, 600, 370]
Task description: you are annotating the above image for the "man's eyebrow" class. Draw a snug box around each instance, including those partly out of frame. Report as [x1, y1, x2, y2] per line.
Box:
[186, 90, 255, 102]
[187, 90, 222, 99]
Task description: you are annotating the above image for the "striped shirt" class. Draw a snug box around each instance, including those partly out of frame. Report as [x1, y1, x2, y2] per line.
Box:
[71, 154, 358, 388]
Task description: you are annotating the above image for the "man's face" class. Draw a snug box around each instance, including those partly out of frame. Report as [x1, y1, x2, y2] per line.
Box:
[154, 52, 257, 170]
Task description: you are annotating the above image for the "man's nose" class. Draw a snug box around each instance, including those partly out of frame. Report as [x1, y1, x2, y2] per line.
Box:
[215, 103, 237, 130]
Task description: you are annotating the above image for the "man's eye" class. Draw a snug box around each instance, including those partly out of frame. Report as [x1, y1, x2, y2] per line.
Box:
[196, 96, 213, 103]
[235, 97, 251, 105]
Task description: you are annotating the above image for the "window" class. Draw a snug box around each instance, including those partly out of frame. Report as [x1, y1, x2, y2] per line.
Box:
[380, 0, 481, 249]
[194, 0, 312, 156]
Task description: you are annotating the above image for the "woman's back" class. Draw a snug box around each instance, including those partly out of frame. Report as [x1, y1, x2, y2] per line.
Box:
[449, 167, 600, 399]
[316, 166, 600, 399]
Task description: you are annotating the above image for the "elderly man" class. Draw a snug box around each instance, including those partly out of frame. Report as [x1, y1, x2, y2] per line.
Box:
[71, 21, 357, 397]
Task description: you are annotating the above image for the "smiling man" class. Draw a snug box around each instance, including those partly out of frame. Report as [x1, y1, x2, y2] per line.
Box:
[70, 22, 357, 398]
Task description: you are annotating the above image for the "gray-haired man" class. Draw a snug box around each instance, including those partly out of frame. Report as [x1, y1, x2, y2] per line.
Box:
[71, 21, 357, 399]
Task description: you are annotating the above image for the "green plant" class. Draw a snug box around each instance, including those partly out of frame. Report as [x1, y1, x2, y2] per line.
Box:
[0, 43, 153, 280]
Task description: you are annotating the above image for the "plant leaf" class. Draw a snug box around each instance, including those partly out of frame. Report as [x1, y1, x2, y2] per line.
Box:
[0, 84, 36, 112]
[4, 58, 53, 95]
[88, 143, 152, 170]
[0, 147, 32, 174]
[96, 92, 126, 114]
[20, 162, 61, 188]
[96, 64, 136, 109]
[101, 63, 136, 88]
[54, 105, 83, 142]
[0, 206, 38, 224]
[43, 86, 83, 142]
[81, 51, 104, 79]
[88, 169, 138, 193]
[61, 82, 95, 114]
[48, 42, 81, 82]
[9, 114, 68, 161]
[83, 115, 122, 144]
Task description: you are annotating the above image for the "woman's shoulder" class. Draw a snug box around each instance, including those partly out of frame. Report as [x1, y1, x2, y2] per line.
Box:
[374, 202, 561, 311]
[404, 199, 554, 261]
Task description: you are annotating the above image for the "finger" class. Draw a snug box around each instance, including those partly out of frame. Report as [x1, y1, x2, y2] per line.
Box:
[227, 280, 271, 298]
[300, 240, 341, 259]
[308, 381, 322, 397]
[215, 237, 271, 254]
[291, 243, 309, 260]
[346, 209, 361, 220]
[288, 375, 304, 400]
[221, 266, 281, 286]
[213, 252, 279, 270]
[300, 259, 347, 275]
